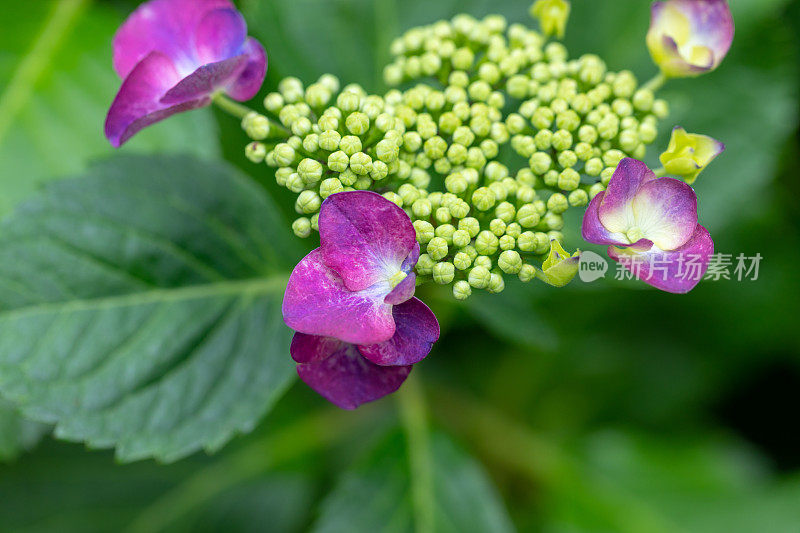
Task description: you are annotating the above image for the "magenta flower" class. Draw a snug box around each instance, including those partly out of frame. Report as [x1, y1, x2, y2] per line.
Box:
[582, 158, 714, 294]
[282, 191, 439, 409]
[106, 0, 267, 147]
[647, 0, 734, 78]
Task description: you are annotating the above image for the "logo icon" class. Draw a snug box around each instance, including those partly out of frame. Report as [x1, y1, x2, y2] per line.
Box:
[579, 251, 608, 283]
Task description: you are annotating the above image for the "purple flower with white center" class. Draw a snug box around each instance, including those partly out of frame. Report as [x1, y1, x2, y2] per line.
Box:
[582, 158, 714, 294]
[647, 0, 734, 78]
[105, 0, 267, 147]
[282, 191, 439, 409]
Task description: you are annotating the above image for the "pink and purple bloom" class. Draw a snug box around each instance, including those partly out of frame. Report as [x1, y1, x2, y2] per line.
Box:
[582, 158, 714, 294]
[647, 0, 734, 78]
[106, 0, 267, 147]
[282, 191, 439, 409]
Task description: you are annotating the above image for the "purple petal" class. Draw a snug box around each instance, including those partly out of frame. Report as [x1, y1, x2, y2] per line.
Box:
[104, 51, 208, 148]
[358, 298, 440, 366]
[631, 177, 698, 250]
[297, 344, 412, 410]
[282, 249, 396, 346]
[598, 159, 657, 234]
[609, 224, 714, 294]
[290, 333, 343, 364]
[672, 0, 734, 64]
[225, 38, 268, 101]
[113, 0, 236, 79]
[319, 191, 418, 292]
[193, 8, 247, 64]
[384, 272, 417, 305]
[160, 54, 249, 104]
[581, 192, 628, 246]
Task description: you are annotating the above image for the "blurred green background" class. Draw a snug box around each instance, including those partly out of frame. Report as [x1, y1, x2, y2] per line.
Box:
[1, 0, 799, 531]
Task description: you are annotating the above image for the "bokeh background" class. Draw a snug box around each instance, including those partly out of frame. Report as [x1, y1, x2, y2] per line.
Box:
[1, 0, 799, 531]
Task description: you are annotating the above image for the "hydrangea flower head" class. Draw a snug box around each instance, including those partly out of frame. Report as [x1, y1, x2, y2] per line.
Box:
[660, 126, 725, 184]
[582, 158, 714, 293]
[282, 191, 439, 408]
[106, 0, 267, 147]
[647, 0, 734, 78]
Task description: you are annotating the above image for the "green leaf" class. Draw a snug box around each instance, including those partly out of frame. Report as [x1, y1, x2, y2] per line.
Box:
[312, 431, 514, 533]
[0, 1, 221, 217]
[0, 154, 300, 463]
[0, 398, 48, 461]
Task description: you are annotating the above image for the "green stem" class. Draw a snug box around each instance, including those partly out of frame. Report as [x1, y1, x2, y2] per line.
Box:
[0, 0, 91, 145]
[211, 93, 254, 119]
[641, 72, 668, 93]
[397, 374, 435, 533]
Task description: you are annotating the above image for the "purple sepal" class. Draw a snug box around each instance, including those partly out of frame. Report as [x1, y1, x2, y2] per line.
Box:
[358, 298, 440, 366]
[609, 224, 714, 294]
[282, 249, 395, 346]
[581, 192, 628, 246]
[297, 344, 412, 410]
[319, 191, 418, 292]
[290, 333, 343, 364]
[385, 273, 417, 305]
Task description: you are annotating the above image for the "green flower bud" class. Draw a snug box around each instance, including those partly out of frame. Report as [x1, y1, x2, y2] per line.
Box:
[318, 114, 339, 132]
[433, 262, 456, 284]
[245, 142, 267, 163]
[273, 143, 296, 167]
[474, 256, 493, 270]
[516, 168, 537, 187]
[435, 223, 456, 244]
[452, 229, 471, 248]
[491, 202, 514, 224]
[349, 152, 373, 175]
[585, 157, 604, 176]
[292, 217, 312, 238]
[414, 220, 435, 243]
[639, 122, 658, 144]
[458, 217, 481, 238]
[556, 110, 580, 131]
[557, 169, 581, 191]
[653, 99, 669, 119]
[611, 98, 633, 118]
[427, 236, 449, 261]
[263, 92, 284, 113]
[338, 168, 357, 186]
[471, 187, 494, 211]
[516, 203, 541, 228]
[450, 200, 470, 219]
[498, 250, 523, 274]
[296, 190, 322, 214]
[532, 107, 554, 129]
[557, 150, 578, 169]
[339, 135, 363, 156]
[416, 253, 435, 276]
[298, 158, 324, 185]
[403, 131, 423, 153]
[602, 149, 625, 167]
[454, 251, 473, 271]
[285, 173, 304, 193]
[488, 273, 505, 294]
[499, 235, 515, 251]
[578, 124, 598, 144]
[529, 152, 552, 175]
[612, 70, 637, 99]
[543, 211, 564, 230]
[452, 47, 475, 70]
[552, 129, 573, 151]
[434, 207, 452, 224]
[302, 133, 320, 153]
[543, 170, 559, 187]
[475, 230, 499, 255]
[453, 280, 472, 300]
[517, 231, 536, 252]
[383, 190, 402, 205]
[424, 137, 447, 160]
[489, 218, 507, 237]
[369, 161, 388, 181]
[468, 266, 492, 289]
[601, 167, 616, 186]
[412, 198, 433, 218]
[319, 178, 344, 199]
[589, 183, 606, 198]
[573, 142, 593, 161]
[539, 239, 580, 287]
[337, 91, 361, 113]
[568, 189, 589, 207]
[449, 70, 470, 88]
[324, 151, 347, 173]
[518, 263, 536, 282]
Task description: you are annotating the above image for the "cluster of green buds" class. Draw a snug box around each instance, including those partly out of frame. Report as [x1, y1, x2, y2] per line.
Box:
[239, 11, 673, 301]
